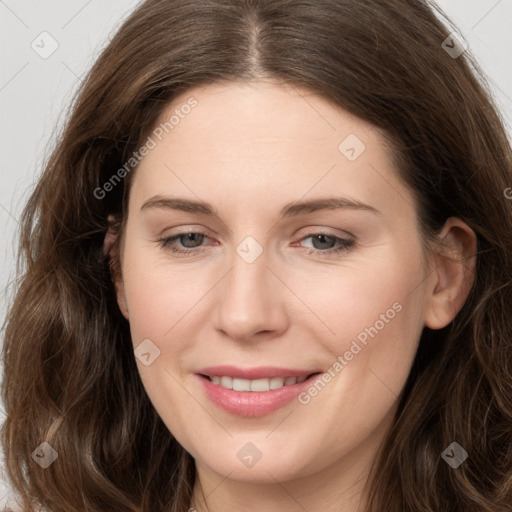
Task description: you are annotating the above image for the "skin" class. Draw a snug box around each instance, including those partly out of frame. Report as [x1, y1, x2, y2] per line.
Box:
[108, 80, 476, 512]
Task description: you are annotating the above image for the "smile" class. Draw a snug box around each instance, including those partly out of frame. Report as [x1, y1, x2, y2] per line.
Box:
[206, 375, 309, 391]
[196, 367, 323, 417]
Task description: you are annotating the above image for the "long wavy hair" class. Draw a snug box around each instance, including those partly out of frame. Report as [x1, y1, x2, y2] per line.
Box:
[2, 0, 512, 510]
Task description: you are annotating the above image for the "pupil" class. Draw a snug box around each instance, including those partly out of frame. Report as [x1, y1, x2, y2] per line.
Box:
[182, 233, 202, 248]
[313, 234, 334, 250]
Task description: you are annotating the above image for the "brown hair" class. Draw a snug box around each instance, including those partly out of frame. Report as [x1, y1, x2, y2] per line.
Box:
[2, 0, 512, 510]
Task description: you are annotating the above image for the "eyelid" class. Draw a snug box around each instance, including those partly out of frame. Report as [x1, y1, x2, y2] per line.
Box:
[157, 224, 215, 239]
[297, 225, 354, 238]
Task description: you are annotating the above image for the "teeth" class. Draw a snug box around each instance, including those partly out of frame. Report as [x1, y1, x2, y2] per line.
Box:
[208, 375, 310, 391]
[233, 378, 251, 391]
[220, 376, 232, 388]
[269, 377, 284, 389]
[249, 379, 270, 392]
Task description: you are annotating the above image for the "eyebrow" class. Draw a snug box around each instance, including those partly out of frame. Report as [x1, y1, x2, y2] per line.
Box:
[140, 195, 380, 217]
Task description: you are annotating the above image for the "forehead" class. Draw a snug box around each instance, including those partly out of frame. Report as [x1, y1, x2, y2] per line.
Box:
[129, 80, 413, 222]
[152, 80, 381, 152]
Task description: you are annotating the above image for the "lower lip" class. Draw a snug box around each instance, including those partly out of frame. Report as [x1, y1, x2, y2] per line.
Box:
[197, 373, 321, 417]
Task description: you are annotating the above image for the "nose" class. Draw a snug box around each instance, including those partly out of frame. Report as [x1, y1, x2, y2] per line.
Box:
[213, 244, 288, 341]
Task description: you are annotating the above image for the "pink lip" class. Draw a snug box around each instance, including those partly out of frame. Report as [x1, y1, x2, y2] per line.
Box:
[195, 366, 322, 418]
[197, 365, 317, 380]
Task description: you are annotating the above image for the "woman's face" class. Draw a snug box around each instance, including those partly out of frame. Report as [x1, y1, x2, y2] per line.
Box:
[114, 80, 440, 485]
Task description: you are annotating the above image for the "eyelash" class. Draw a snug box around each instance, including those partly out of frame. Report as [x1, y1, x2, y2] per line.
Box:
[157, 232, 354, 257]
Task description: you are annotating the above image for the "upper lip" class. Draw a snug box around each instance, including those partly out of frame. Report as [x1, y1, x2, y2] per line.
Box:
[196, 365, 321, 380]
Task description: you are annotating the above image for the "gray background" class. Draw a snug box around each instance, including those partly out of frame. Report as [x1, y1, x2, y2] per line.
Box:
[1, 0, 511, 506]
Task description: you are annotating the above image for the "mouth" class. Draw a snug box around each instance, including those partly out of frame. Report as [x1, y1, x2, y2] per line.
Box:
[196, 369, 323, 417]
[199, 373, 321, 391]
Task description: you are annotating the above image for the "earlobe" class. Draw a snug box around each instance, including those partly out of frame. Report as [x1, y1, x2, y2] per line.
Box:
[424, 217, 477, 330]
[113, 275, 129, 320]
[115, 286, 130, 320]
[104, 215, 129, 320]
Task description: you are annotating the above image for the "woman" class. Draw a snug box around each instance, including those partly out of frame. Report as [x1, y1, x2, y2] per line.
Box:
[2, 1, 512, 511]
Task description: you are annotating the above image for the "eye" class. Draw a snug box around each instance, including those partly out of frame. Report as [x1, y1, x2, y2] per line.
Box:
[158, 232, 210, 255]
[157, 231, 354, 257]
[296, 233, 354, 255]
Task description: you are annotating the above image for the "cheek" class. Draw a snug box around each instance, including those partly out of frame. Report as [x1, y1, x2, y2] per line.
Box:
[314, 253, 428, 418]
[120, 251, 198, 421]
[119, 234, 204, 346]
[298, 246, 426, 356]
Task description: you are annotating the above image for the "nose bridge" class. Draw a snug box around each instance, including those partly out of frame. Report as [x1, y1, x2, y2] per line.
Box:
[214, 235, 284, 338]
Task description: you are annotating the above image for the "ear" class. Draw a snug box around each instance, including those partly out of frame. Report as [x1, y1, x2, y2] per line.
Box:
[104, 215, 129, 320]
[424, 217, 477, 330]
